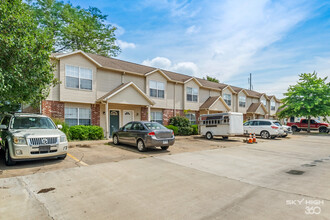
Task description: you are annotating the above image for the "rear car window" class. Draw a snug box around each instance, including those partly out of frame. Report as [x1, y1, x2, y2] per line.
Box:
[132, 123, 145, 130]
[259, 121, 271, 126]
[144, 122, 167, 130]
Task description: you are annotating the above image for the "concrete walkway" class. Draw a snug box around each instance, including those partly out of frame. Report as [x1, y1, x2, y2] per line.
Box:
[1, 135, 329, 219]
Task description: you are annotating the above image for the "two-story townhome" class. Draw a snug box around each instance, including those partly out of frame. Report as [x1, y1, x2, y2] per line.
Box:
[37, 51, 281, 138]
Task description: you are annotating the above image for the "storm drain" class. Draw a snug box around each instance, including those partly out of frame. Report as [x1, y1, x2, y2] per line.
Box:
[286, 170, 305, 175]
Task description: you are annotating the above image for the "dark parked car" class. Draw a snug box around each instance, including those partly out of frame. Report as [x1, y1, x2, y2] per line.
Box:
[112, 121, 175, 152]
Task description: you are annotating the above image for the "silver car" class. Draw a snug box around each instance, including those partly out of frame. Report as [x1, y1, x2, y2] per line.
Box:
[0, 113, 68, 166]
[112, 121, 175, 152]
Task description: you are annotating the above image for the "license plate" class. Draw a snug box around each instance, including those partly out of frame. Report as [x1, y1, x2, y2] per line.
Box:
[163, 140, 168, 144]
[39, 146, 50, 152]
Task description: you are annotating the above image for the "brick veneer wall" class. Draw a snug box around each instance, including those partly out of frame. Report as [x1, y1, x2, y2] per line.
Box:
[163, 109, 174, 125]
[91, 104, 100, 126]
[41, 100, 64, 120]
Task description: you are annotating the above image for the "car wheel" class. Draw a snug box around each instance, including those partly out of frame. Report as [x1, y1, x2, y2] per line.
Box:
[137, 139, 146, 152]
[260, 131, 270, 139]
[5, 147, 16, 166]
[113, 135, 119, 145]
[319, 127, 328, 133]
[292, 126, 300, 132]
[161, 146, 169, 150]
[57, 154, 67, 160]
[206, 132, 213, 140]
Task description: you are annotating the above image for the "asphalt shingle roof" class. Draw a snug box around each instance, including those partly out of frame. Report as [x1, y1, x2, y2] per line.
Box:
[200, 96, 220, 109]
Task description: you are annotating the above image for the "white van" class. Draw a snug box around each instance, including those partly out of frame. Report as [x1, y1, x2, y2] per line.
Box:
[199, 112, 244, 140]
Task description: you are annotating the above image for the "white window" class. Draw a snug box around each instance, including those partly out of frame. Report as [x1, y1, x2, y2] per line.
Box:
[186, 113, 196, 124]
[149, 80, 165, 98]
[187, 87, 198, 102]
[151, 111, 163, 124]
[66, 65, 92, 90]
[65, 107, 91, 126]
[271, 101, 276, 111]
[261, 99, 266, 107]
[239, 96, 246, 107]
[223, 94, 231, 106]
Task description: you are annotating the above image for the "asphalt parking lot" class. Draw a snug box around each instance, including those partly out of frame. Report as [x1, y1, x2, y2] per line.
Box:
[1, 134, 330, 219]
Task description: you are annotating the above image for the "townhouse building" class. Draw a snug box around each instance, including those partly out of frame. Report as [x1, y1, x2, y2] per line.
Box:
[41, 51, 281, 138]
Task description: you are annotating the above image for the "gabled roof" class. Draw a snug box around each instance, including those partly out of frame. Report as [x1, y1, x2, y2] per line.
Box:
[184, 77, 203, 87]
[247, 102, 268, 114]
[145, 69, 172, 81]
[96, 82, 155, 105]
[200, 96, 230, 111]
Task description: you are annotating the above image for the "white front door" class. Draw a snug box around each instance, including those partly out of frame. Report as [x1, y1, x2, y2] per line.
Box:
[123, 110, 134, 125]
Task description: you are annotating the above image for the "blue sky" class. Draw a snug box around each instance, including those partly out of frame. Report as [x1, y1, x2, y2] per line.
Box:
[69, 0, 330, 98]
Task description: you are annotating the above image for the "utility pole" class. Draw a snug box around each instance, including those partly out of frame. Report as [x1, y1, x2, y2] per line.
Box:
[248, 73, 253, 90]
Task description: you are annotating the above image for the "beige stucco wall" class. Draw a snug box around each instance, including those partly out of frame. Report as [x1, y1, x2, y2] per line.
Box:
[167, 82, 175, 109]
[256, 106, 266, 115]
[184, 80, 200, 111]
[199, 88, 210, 105]
[210, 90, 221, 96]
[47, 60, 60, 101]
[124, 73, 145, 92]
[96, 69, 122, 99]
[210, 100, 228, 112]
[108, 86, 151, 106]
[237, 91, 247, 114]
[146, 71, 168, 109]
[59, 54, 97, 103]
[175, 84, 184, 110]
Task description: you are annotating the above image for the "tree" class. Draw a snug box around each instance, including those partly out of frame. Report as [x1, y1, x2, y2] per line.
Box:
[0, 0, 57, 112]
[278, 72, 330, 132]
[28, 0, 120, 57]
[203, 75, 219, 83]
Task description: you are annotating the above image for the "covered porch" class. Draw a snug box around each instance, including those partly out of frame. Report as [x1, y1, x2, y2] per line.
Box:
[97, 82, 155, 138]
[199, 96, 231, 115]
[246, 103, 268, 120]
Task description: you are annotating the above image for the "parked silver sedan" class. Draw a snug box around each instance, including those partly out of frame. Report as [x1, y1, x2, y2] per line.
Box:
[112, 121, 175, 152]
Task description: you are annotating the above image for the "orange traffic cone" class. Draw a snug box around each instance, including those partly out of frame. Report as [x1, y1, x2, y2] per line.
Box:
[253, 133, 257, 143]
[248, 133, 253, 144]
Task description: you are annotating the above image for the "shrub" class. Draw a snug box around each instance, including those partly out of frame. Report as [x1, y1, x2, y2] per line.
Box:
[169, 116, 190, 127]
[191, 124, 198, 135]
[52, 118, 71, 141]
[69, 125, 104, 141]
[178, 126, 193, 136]
[165, 125, 179, 135]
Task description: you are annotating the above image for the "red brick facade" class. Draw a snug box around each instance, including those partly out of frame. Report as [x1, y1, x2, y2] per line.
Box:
[91, 104, 100, 126]
[41, 100, 64, 120]
[162, 109, 175, 125]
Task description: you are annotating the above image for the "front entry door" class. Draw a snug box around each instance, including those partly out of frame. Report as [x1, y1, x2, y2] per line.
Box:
[123, 110, 134, 125]
[110, 110, 120, 137]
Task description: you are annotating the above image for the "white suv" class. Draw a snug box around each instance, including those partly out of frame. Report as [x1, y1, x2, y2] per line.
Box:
[243, 119, 281, 139]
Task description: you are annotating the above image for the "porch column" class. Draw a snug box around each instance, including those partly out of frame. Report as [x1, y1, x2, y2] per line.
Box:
[147, 105, 151, 121]
[105, 102, 109, 139]
[253, 114, 255, 119]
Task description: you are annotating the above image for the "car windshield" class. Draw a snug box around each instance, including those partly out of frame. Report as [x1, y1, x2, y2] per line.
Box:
[314, 119, 321, 123]
[11, 117, 56, 129]
[144, 122, 167, 130]
[274, 121, 282, 126]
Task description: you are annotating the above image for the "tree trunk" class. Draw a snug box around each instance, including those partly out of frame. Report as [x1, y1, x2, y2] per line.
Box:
[307, 116, 311, 133]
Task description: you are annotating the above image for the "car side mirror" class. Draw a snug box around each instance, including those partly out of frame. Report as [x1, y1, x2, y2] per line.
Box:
[0, 125, 8, 130]
[123, 128, 127, 132]
[57, 124, 63, 129]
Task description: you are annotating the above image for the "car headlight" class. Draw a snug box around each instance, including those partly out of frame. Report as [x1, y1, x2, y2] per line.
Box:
[13, 136, 27, 145]
[60, 135, 67, 143]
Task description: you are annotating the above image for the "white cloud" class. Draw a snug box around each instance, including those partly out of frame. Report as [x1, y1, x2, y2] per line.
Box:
[142, 57, 199, 76]
[117, 40, 136, 49]
[186, 25, 200, 34]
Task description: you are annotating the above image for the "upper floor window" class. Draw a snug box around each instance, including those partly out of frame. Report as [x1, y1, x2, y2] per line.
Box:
[223, 94, 231, 106]
[66, 65, 92, 90]
[271, 101, 276, 111]
[65, 107, 91, 126]
[187, 87, 198, 102]
[149, 80, 165, 98]
[239, 96, 246, 107]
[186, 113, 196, 125]
[261, 99, 266, 107]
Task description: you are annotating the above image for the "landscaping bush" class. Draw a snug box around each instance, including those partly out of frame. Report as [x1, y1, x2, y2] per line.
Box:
[52, 118, 71, 141]
[69, 125, 104, 141]
[165, 125, 179, 136]
[191, 124, 198, 135]
[169, 116, 190, 127]
[178, 126, 193, 136]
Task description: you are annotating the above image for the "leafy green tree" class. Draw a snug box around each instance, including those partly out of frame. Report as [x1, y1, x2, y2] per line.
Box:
[0, 0, 56, 112]
[203, 75, 219, 83]
[278, 72, 330, 132]
[28, 0, 120, 57]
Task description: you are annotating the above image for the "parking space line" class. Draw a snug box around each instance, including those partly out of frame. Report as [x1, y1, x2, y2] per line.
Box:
[67, 153, 88, 166]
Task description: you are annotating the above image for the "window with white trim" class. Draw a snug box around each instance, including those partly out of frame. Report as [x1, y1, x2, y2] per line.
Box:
[66, 65, 92, 90]
[186, 87, 198, 102]
[65, 107, 91, 126]
[223, 94, 231, 106]
[239, 96, 246, 107]
[271, 101, 276, 111]
[149, 80, 165, 98]
[261, 99, 266, 107]
[151, 111, 163, 124]
[186, 113, 196, 124]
